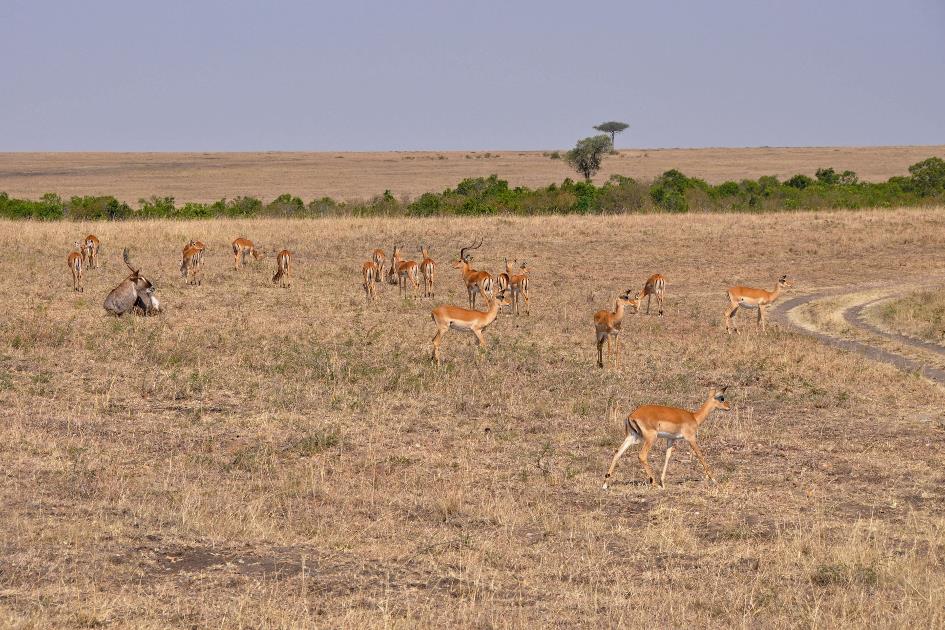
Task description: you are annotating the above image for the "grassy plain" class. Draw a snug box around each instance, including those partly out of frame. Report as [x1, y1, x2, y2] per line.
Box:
[873, 290, 945, 344]
[1, 145, 944, 203]
[1, 208, 945, 627]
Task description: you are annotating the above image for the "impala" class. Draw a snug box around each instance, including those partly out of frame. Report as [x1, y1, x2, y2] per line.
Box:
[452, 238, 493, 308]
[391, 244, 420, 298]
[594, 291, 633, 369]
[272, 249, 292, 288]
[83, 234, 101, 269]
[418, 244, 436, 298]
[372, 248, 386, 284]
[67, 242, 84, 292]
[507, 259, 530, 316]
[104, 249, 160, 316]
[232, 237, 263, 269]
[180, 244, 202, 285]
[430, 289, 512, 366]
[496, 257, 512, 294]
[632, 274, 666, 316]
[725, 275, 793, 334]
[603, 387, 730, 489]
[362, 260, 379, 300]
[183, 239, 207, 266]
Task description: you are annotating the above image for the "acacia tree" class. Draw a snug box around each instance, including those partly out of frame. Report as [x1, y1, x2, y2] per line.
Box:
[566, 135, 613, 181]
[593, 121, 629, 147]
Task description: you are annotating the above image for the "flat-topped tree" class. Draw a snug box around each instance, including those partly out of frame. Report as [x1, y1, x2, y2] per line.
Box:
[565, 135, 613, 182]
[593, 121, 629, 147]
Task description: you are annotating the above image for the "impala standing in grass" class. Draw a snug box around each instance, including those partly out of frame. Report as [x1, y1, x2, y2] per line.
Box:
[594, 290, 634, 369]
[182, 239, 206, 267]
[391, 244, 420, 298]
[180, 244, 203, 286]
[232, 237, 264, 269]
[68, 242, 84, 292]
[603, 387, 730, 489]
[419, 245, 436, 298]
[372, 248, 386, 284]
[430, 289, 512, 366]
[272, 249, 292, 288]
[633, 273, 666, 316]
[452, 238, 493, 309]
[508, 259, 530, 315]
[725, 275, 793, 334]
[83, 234, 101, 269]
[362, 260, 379, 301]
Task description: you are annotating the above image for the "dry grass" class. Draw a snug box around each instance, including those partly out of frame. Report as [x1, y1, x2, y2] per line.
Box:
[872, 290, 945, 344]
[2, 208, 945, 627]
[1, 145, 944, 203]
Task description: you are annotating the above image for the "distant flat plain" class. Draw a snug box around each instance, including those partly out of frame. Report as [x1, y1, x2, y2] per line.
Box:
[1, 145, 943, 203]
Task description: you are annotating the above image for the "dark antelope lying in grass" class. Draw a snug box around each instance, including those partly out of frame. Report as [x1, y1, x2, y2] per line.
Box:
[104, 249, 161, 316]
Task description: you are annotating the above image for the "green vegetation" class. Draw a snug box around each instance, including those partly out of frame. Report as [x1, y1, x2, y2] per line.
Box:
[565, 134, 614, 181]
[2, 157, 944, 220]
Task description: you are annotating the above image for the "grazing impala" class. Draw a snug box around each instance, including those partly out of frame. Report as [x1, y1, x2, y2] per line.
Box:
[452, 238, 493, 308]
[180, 244, 202, 285]
[430, 289, 512, 366]
[603, 387, 730, 489]
[68, 242, 84, 292]
[508, 259, 530, 315]
[232, 237, 263, 269]
[83, 234, 101, 269]
[725, 275, 793, 334]
[372, 248, 386, 284]
[418, 245, 436, 298]
[632, 274, 666, 316]
[391, 244, 420, 298]
[272, 249, 292, 288]
[594, 291, 634, 369]
[362, 260, 379, 301]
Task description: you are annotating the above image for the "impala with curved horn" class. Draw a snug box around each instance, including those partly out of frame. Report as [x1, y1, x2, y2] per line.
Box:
[603, 387, 730, 489]
[452, 237, 493, 309]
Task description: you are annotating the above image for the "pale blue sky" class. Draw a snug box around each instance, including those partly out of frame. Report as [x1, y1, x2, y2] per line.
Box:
[1, 0, 943, 151]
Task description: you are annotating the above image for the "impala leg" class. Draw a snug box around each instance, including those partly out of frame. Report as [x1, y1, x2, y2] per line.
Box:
[687, 437, 716, 484]
[658, 293, 664, 317]
[647, 294, 652, 314]
[596, 333, 605, 368]
[660, 441, 677, 488]
[524, 289, 530, 315]
[760, 306, 768, 334]
[638, 433, 657, 485]
[603, 431, 641, 489]
[431, 327, 446, 366]
[725, 303, 739, 334]
[614, 334, 620, 369]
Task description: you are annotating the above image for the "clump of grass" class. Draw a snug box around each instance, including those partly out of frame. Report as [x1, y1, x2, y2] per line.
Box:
[874, 290, 945, 343]
[289, 428, 340, 456]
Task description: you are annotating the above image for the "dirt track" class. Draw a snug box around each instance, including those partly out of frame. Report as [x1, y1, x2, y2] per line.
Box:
[773, 288, 945, 386]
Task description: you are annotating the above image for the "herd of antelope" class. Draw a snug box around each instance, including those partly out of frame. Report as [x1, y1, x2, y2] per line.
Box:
[67, 231, 795, 490]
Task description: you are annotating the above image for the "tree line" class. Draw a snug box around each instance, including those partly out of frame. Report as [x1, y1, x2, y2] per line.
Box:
[1, 157, 943, 220]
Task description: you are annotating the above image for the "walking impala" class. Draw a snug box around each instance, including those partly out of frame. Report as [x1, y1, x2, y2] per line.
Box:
[68, 242, 84, 292]
[272, 249, 292, 288]
[725, 275, 793, 334]
[508, 259, 530, 315]
[232, 237, 263, 269]
[362, 260, 379, 301]
[603, 387, 730, 489]
[180, 244, 202, 285]
[452, 238, 493, 308]
[419, 245, 435, 298]
[391, 244, 420, 298]
[430, 289, 512, 366]
[632, 274, 666, 316]
[83, 234, 101, 269]
[594, 290, 634, 369]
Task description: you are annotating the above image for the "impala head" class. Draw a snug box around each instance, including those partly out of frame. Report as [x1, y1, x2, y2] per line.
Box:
[778, 275, 793, 288]
[710, 386, 731, 411]
[494, 288, 512, 307]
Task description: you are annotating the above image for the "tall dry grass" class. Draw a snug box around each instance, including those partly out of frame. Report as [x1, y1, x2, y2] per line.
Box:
[1, 208, 944, 627]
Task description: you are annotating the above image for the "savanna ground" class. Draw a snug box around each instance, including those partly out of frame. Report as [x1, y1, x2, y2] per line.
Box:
[2, 208, 945, 628]
[2, 145, 943, 203]
[874, 290, 945, 344]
